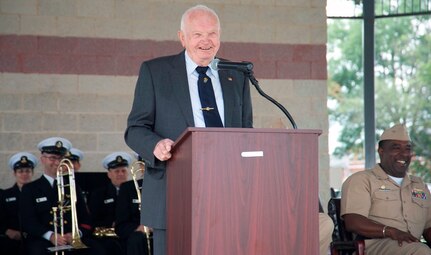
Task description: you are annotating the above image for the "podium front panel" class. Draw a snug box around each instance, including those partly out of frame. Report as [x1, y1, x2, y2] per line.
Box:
[167, 128, 320, 255]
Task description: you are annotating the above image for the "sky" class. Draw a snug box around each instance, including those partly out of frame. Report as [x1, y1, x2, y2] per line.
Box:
[327, 0, 362, 18]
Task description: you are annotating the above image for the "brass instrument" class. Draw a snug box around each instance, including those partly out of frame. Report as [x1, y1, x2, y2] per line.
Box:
[49, 158, 88, 253]
[130, 160, 152, 254]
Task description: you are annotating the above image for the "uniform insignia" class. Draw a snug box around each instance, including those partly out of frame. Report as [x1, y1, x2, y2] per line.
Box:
[104, 198, 114, 204]
[116, 156, 123, 163]
[132, 199, 140, 204]
[36, 197, 48, 203]
[6, 197, 17, 202]
[379, 185, 390, 191]
[55, 141, 63, 148]
[20, 156, 28, 164]
[412, 188, 427, 200]
[203, 77, 208, 83]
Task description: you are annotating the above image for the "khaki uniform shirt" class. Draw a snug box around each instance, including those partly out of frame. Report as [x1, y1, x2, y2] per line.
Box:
[341, 164, 431, 239]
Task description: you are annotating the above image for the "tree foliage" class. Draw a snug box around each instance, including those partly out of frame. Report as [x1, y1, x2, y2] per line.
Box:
[328, 14, 431, 180]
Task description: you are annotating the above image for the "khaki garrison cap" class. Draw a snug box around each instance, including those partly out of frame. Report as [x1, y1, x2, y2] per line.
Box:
[379, 124, 411, 142]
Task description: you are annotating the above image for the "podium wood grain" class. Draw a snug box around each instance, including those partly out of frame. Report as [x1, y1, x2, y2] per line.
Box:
[167, 128, 321, 255]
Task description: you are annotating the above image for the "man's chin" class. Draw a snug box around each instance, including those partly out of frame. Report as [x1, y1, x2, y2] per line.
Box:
[394, 167, 409, 176]
[197, 51, 216, 59]
[195, 58, 214, 66]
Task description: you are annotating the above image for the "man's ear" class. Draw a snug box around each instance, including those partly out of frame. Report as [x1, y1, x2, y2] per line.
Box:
[178, 31, 186, 48]
[377, 147, 384, 157]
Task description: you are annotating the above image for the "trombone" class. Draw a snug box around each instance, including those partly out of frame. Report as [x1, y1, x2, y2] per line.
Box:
[130, 160, 152, 254]
[48, 158, 88, 253]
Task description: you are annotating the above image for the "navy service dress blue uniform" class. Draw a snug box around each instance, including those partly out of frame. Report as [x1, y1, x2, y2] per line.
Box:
[116, 178, 152, 255]
[0, 152, 38, 255]
[20, 137, 106, 255]
[88, 152, 133, 255]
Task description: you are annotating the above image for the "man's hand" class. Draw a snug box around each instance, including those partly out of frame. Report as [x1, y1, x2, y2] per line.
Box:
[385, 226, 420, 246]
[5, 229, 22, 240]
[135, 225, 146, 233]
[153, 139, 174, 161]
[49, 232, 73, 246]
[344, 213, 420, 246]
[50, 233, 68, 246]
[63, 233, 73, 244]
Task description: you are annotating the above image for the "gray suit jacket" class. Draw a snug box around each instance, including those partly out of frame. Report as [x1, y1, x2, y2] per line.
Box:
[125, 50, 253, 229]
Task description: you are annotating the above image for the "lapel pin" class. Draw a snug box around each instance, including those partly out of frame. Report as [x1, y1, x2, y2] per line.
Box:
[200, 107, 214, 111]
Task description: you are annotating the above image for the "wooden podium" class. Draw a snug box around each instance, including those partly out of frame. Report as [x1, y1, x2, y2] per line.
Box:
[167, 128, 321, 255]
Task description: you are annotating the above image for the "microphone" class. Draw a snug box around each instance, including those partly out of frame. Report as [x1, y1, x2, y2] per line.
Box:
[212, 59, 298, 129]
[211, 58, 297, 129]
[210, 58, 253, 72]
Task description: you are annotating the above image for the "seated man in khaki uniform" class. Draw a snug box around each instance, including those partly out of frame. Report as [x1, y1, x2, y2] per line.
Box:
[341, 124, 431, 255]
[319, 204, 334, 255]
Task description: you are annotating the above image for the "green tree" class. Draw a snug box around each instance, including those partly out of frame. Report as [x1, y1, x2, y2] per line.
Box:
[328, 15, 431, 180]
[328, 19, 365, 159]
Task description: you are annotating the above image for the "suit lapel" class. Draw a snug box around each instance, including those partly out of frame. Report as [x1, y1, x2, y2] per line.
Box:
[169, 52, 195, 127]
[219, 70, 236, 127]
[167, 52, 240, 128]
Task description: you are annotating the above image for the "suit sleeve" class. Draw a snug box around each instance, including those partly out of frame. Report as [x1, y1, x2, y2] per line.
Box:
[125, 61, 165, 169]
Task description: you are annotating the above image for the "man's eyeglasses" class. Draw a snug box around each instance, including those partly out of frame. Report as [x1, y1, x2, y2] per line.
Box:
[43, 155, 63, 162]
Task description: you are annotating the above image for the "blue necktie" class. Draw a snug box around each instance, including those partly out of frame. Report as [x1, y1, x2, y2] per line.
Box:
[196, 66, 223, 127]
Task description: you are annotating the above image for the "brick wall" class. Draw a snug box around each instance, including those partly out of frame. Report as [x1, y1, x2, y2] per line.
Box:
[0, 0, 329, 198]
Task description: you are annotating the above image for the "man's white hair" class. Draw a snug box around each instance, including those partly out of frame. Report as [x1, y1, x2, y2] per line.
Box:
[180, 4, 220, 32]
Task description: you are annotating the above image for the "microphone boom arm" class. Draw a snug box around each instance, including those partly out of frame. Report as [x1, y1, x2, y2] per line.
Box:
[246, 70, 298, 129]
